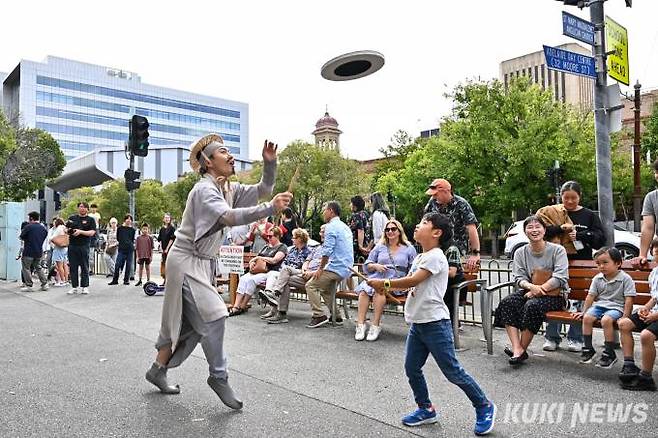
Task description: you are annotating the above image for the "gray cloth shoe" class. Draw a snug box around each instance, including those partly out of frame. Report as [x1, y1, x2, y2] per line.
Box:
[207, 376, 243, 410]
[145, 363, 180, 394]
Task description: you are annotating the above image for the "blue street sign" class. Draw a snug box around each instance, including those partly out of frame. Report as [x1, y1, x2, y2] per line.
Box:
[543, 45, 597, 79]
[562, 11, 595, 46]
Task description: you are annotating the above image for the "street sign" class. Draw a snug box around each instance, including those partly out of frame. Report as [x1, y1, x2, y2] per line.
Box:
[605, 15, 629, 86]
[562, 11, 595, 45]
[543, 45, 596, 79]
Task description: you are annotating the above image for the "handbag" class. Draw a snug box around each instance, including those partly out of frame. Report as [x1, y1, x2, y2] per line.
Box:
[105, 244, 117, 256]
[531, 269, 561, 297]
[249, 258, 269, 274]
[52, 233, 69, 248]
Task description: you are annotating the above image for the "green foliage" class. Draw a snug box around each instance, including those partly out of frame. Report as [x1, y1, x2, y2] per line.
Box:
[273, 141, 371, 235]
[374, 77, 639, 231]
[0, 112, 66, 201]
[135, 180, 170, 230]
[60, 187, 98, 219]
[96, 180, 129, 225]
[642, 103, 658, 159]
[162, 172, 200, 221]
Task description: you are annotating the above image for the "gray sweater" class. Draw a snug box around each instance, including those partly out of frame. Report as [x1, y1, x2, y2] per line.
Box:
[513, 242, 569, 292]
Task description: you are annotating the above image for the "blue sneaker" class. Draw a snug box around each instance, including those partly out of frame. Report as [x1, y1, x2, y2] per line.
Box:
[401, 406, 437, 426]
[474, 402, 496, 435]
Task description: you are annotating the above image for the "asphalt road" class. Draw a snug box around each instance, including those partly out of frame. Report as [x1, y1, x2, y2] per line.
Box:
[1, 265, 656, 438]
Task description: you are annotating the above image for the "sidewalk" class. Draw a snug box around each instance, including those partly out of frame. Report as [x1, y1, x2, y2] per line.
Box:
[1, 273, 656, 437]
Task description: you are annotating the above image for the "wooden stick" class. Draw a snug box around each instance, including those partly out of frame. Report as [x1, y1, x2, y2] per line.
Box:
[287, 165, 301, 193]
[349, 267, 401, 305]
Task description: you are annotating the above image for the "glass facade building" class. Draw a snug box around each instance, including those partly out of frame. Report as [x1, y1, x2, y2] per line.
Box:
[2, 56, 249, 164]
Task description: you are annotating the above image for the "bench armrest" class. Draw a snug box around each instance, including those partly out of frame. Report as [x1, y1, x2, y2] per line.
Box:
[453, 278, 487, 292]
[485, 281, 517, 294]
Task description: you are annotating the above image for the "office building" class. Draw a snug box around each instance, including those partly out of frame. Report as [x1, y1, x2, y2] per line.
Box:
[499, 43, 594, 110]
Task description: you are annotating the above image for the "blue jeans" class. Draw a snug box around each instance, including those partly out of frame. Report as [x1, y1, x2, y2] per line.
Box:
[113, 249, 133, 283]
[545, 300, 583, 343]
[405, 319, 489, 409]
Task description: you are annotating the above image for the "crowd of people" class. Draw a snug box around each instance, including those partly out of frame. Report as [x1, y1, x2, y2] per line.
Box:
[16, 134, 658, 435]
[17, 204, 178, 295]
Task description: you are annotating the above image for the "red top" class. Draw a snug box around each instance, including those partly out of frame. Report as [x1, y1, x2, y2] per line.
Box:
[135, 234, 153, 259]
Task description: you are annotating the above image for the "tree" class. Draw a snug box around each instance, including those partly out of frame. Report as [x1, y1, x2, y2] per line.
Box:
[135, 180, 170, 229]
[0, 111, 66, 201]
[162, 172, 200, 222]
[271, 141, 370, 234]
[374, 77, 641, 249]
[642, 103, 658, 160]
[59, 187, 98, 219]
[95, 180, 129, 226]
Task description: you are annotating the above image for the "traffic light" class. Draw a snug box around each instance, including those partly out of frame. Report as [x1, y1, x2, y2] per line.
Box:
[53, 191, 61, 211]
[556, 0, 585, 7]
[125, 169, 141, 191]
[129, 115, 150, 157]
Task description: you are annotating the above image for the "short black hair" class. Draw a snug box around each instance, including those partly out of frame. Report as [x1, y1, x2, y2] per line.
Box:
[141, 223, 149, 229]
[350, 196, 365, 211]
[90, 203, 98, 209]
[560, 180, 582, 196]
[124, 214, 133, 221]
[78, 202, 89, 208]
[28, 211, 40, 221]
[523, 215, 546, 230]
[422, 212, 453, 249]
[593, 246, 623, 264]
[325, 201, 341, 217]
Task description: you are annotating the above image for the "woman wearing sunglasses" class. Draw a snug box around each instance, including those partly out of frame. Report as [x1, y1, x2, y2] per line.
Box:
[353, 219, 417, 341]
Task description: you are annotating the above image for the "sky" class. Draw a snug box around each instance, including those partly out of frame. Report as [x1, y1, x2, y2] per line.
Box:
[2, 1, 657, 161]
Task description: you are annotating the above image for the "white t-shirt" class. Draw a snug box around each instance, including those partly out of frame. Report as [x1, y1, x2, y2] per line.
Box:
[371, 210, 388, 243]
[404, 247, 450, 323]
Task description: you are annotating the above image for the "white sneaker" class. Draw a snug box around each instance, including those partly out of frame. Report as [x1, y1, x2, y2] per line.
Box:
[354, 323, 367, 341]
[366, 325, 382, 342]
[67, 288, 78, 295]
[542, 339, 558, 351]
[81, 287, 89, 295]
[20, 286, 33, 292]
[567, 340, 582, 352]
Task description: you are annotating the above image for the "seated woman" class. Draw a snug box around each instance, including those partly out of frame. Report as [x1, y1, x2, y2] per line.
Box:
[354, 219, 417, 341]
[230, 225, 287, 316]
[494, 215, 569, 365]
[259, 227, 311, 319]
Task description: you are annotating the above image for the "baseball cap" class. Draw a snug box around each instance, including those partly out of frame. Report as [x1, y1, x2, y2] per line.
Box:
[425, 178, 451, 196]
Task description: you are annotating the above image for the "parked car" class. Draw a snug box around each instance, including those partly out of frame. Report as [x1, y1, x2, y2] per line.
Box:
[503, 220, 640, 260]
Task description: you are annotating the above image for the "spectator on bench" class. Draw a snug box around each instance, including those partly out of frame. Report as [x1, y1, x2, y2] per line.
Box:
[576, 247, 635, 368]
[259, 227, 311, 321]
[353, 219, 416, 342]
[494, 215, 569, 366]
[230, 225, 287, 316]
[618, 238, 658, 392]
[306, 201, 353, 328]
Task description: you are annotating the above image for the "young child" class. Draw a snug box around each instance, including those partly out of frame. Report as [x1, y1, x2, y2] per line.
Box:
[135, 223, 153, 287]
[576, 247, 635, 368]
[617, 238, 658, 391]
[368, 212, 495, 436]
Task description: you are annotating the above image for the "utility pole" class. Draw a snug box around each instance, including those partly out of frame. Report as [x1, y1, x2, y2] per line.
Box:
[632, 80, 642, 232]
[590, 0, 615, 247]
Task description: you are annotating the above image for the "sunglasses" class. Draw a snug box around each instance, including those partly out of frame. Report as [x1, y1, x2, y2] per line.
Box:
[384, 227, 399, 232]
[427, 185, 437, 190]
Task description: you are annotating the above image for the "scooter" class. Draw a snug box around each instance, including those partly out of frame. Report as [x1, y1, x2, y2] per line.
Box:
[143, 281, 166, 296]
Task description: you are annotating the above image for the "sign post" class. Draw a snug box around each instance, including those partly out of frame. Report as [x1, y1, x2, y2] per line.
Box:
[605, 15, 629, 86]
[543, 45, 597, 79]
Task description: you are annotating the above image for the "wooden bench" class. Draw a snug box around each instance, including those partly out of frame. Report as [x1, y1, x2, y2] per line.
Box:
[484, 260, 654, 355]
[336, 270, 488, 349]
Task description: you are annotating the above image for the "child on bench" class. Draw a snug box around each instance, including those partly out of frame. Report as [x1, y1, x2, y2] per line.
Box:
[576, 247, 635, 368]
[617, 238, 658, 391]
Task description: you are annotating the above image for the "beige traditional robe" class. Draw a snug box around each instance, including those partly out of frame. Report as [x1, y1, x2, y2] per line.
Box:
[158, 160, 275, 366]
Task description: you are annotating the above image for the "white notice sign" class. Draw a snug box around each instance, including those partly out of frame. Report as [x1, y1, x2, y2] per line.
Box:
[217, 245, 244, 275]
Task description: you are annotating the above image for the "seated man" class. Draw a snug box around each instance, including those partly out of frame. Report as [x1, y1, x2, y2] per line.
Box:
[306, 201, 353, 328]
[260, 225, 325, 324]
